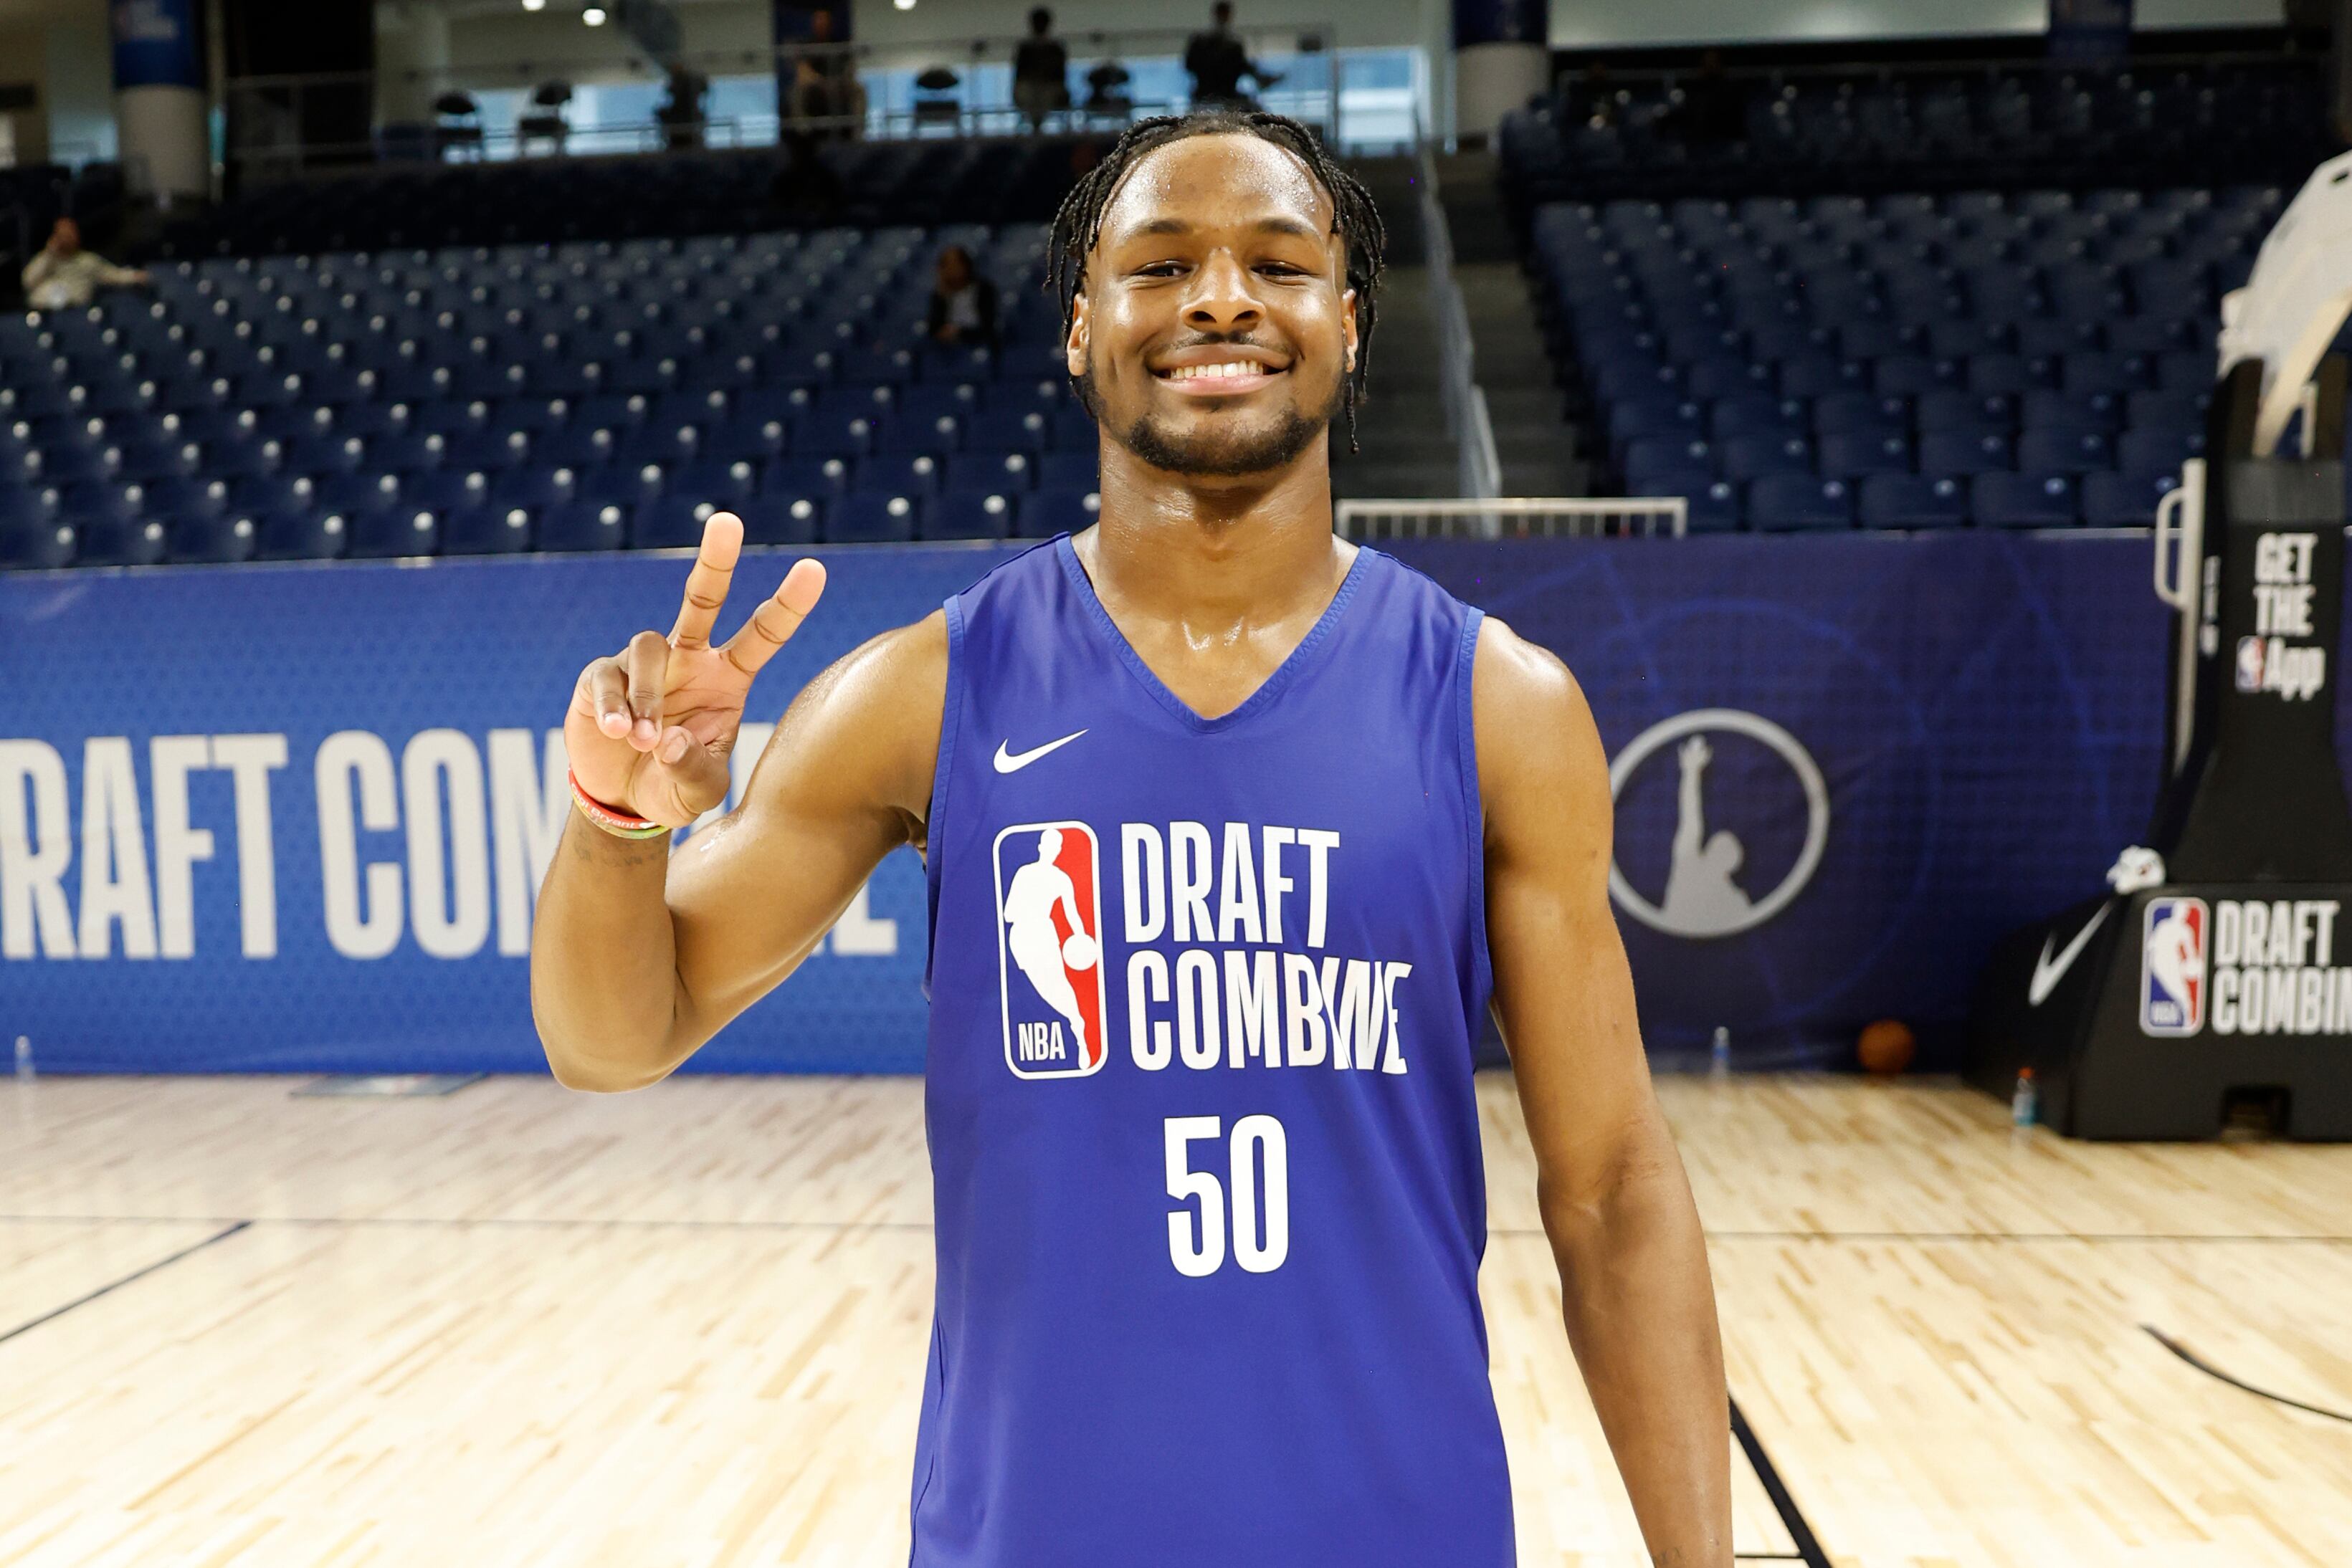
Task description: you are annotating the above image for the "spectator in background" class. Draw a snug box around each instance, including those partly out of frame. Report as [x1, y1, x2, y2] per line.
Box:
[788, 9, 863, 140]
[1013, 9, 1070, 133]
[1184, 2, 1281, 110]
[21, 217, 147, 312]
[1671, 49, 1745, 150]
[926, 245, 999, 355]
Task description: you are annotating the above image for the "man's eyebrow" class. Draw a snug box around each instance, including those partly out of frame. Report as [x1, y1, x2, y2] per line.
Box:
[1110, 214, 1328, 242]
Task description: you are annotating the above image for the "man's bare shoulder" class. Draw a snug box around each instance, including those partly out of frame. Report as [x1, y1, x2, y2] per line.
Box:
[1470, 616, 1610, 849]
[746, 608, 950, 836]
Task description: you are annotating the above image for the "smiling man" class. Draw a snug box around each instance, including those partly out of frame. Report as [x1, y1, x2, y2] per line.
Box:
[532, 110, 1730, 1567]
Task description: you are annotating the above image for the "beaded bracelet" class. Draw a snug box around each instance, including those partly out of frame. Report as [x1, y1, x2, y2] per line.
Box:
[569, 768, 672, 840]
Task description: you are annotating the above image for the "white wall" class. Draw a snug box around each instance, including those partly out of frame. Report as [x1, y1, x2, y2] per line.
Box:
[43, 0, 114, 163]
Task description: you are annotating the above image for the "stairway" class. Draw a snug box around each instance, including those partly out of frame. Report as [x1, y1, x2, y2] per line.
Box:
[1437, 151, 1594, 498]
[1327, 157, 1463, 501]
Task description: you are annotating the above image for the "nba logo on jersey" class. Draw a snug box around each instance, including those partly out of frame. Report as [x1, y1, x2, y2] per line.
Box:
[991, 821, 1108, 1078]
[2141, 897, 2208, 1036]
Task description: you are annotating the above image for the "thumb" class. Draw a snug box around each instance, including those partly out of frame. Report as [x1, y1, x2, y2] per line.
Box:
[637, 725, 733, 825]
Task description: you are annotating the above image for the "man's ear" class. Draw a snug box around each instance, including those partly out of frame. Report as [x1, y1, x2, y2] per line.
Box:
[1065, 292, 1089, 380]
[1341, 287, 1358, 374]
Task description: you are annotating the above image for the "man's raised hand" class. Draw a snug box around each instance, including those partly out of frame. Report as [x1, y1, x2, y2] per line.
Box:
[565, 514, 827, 828]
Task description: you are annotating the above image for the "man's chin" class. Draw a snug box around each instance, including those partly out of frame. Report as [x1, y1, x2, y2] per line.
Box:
[1116, 411, 1326, 479]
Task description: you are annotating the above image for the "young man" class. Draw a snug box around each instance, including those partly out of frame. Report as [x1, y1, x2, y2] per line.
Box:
[20, 217, 149, 313]
[533, 110, 1730, 1567]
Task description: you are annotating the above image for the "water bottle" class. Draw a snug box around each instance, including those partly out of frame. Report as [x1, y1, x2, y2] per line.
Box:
[2010, 1067, 2037, 1129]
[13, 1036, 31, 1084]
[1710, 1026, 1731, 1079]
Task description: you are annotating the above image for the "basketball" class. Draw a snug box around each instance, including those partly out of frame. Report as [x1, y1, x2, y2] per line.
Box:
[1857, 1019, 1915, 1076]
[1062, 932, 1099, 970]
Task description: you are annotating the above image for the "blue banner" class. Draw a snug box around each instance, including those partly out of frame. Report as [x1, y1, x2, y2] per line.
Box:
[4, 535, 2343, 1075]
[111, 0, 204, 91]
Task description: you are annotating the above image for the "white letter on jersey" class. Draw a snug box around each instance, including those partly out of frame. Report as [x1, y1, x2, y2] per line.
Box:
[1260, 826, 1295, 943]
[1128, 948, 1171, 1069]
[1123, 823, 1166, 942]
[1380, 960, 1413, 1074]
[1217, 822, 1263, 945]
[1281, 952, 1328, 1066]
[1169, 821, 1212, 943]
[1298, 828, 1340, 948]
[1224, 948, 1280, 1068]
[1175, 947, 1222, 1069]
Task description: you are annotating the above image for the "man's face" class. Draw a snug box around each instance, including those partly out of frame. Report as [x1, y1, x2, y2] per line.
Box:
[1067, 135, 1357, 480]
[51, 219, 80, 255]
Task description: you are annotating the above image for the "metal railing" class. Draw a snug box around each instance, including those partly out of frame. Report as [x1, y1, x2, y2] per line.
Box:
[1336, 497, 1687, 540]
[1416, 143, 1500, 502]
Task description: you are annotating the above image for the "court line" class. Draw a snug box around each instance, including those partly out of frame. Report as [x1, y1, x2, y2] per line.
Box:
[2143, 1324, 2352, 1425]
[1729, 1395, 1831, 1568]
[0, 1220, 252, 1348]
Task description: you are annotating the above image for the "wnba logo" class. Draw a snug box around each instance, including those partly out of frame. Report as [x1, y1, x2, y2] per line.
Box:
[992, 821, 1108, 1078]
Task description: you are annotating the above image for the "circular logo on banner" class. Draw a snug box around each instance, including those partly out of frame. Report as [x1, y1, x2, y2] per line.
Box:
[1607, 709, 1829, 940]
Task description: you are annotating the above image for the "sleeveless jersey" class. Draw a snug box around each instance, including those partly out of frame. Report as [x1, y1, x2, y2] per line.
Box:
[913, 535, 1512, 1567]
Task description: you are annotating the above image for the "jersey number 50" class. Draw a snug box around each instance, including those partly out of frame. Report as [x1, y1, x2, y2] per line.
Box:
[1164, 1115, 1290, 1276]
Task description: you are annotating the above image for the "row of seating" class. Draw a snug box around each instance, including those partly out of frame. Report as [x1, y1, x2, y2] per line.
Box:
[1525, 185, 2271, 525]
[1675, 471, 2174, 532]
[156, 138, 1100, 259]
[1503, 57, 2331, 203]
[0, 484, 1103, 569]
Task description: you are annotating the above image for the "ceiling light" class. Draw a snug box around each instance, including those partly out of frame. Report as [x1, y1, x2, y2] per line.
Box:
[522, 0, 543, 9]
[894, 0, 916, 9]
[582, 4, 606, 21]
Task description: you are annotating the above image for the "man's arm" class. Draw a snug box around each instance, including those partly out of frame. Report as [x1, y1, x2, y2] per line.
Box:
[21, 249, 55, 289]
[1475, 617, 1731, 1567]
[530, 611, 945, 1091]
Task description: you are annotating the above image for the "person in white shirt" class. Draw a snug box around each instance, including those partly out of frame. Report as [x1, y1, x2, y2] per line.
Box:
[21, 218, 149, 312]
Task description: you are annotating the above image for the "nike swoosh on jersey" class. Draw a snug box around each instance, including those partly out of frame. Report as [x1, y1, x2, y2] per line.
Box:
[2028, 902, 2112, 1006]
[993, 729, 1088, 774]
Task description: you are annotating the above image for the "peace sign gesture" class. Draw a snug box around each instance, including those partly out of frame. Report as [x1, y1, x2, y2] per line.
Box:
[565, 514, 828, 828]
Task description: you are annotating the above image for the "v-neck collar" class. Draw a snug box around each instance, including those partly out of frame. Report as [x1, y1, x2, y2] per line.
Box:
[1054, 532, 1370, 734]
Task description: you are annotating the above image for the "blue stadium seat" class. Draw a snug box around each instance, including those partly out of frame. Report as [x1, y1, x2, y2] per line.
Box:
[1971, 472, 2079, 527]
[828, 492, 919, 543]
[346, 506, 442, 558]
[946, 451, 1034, 494]
[0, 515, 76, 569]
[737, 494, 822, 545]
[1748, 476, 1855, 531]
[1918, 431, 2014, 477]
[1682, 479, 1743, 533]
[1858, 474, 1968, 529]
[1718, 434, 1813, 483]
[924, 492, 1016, 541]
[2016, 429, 2114, 474]
[2082, 469, 2178, 525]
[1018, 487, 1098, 538]
[67, 514, 169, 567]
[1811, 391, 1908, 439]
[257, 507, 355, 560]
[537, 502, 632, 553]
[1819, 432, 1913, 479]
[168, 512, 260, 563]
[442, 502, 536, 555]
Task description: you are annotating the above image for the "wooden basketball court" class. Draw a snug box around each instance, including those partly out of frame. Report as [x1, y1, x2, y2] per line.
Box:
[1, 1072, 2346, 1567]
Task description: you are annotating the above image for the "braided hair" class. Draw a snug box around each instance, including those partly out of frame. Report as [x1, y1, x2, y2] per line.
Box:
[1045, 109, 1386, 453]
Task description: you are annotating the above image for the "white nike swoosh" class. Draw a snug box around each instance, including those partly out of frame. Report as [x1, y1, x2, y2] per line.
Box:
[2028, 902, 2112, 1006]
[992, 729, 1087, 774]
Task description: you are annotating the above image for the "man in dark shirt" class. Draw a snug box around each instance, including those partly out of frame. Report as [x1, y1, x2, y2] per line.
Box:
[1013, 8, 1070, 133]
[1184, 1, 1280, 109]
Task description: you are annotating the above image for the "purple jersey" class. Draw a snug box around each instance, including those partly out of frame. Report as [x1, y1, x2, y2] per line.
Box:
[913, 535, 1512, 1566]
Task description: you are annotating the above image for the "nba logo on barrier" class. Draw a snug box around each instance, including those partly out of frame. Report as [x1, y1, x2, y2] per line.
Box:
[992, 821, 1108, 1079]
[2141, 897, 2208, 1036]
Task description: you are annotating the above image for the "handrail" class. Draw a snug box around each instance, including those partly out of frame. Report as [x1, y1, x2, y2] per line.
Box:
[1416, 140, 1500, 501]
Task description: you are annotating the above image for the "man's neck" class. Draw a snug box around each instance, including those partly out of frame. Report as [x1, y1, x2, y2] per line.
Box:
[1082, 433, 1346, 633]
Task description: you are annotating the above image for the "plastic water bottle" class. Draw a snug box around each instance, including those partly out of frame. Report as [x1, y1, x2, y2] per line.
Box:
[2010, 1067, 2037, 1129]
[1710, 1026, 1731, 1079]
[12, 1036, 31, 1084]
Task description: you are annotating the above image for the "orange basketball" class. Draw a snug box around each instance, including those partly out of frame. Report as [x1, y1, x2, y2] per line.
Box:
[1857, 1019, 1915, 1076]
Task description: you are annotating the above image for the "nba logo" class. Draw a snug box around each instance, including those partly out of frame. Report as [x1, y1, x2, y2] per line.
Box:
[2235, 636, 2264, 693]
[2141, 897, 2208, 1036]
[992, 821, 1108, 1079]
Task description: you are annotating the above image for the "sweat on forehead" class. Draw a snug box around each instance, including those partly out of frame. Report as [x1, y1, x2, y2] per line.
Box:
[1094, 133, 1337, 248]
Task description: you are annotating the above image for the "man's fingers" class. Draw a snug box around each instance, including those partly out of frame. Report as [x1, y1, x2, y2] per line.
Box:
[578, 657, 631, 739]
[721, 558, 828, 677]
[670, 513, 744, 650]
[622, 630, 669, 750]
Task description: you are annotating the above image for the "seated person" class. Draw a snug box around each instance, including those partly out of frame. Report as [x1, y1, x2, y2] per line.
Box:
[926, 245, 999, 354]
[21, 218, 148, 312]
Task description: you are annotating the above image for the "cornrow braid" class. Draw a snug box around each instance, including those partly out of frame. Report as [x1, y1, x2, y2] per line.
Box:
[1045, 109, 1386, 454]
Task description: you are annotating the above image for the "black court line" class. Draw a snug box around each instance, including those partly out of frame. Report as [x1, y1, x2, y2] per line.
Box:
[0, 1221, 250, 1348]
[1729, 1396, 1831, 1568]
[2143, 1324, 2352, 1425]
